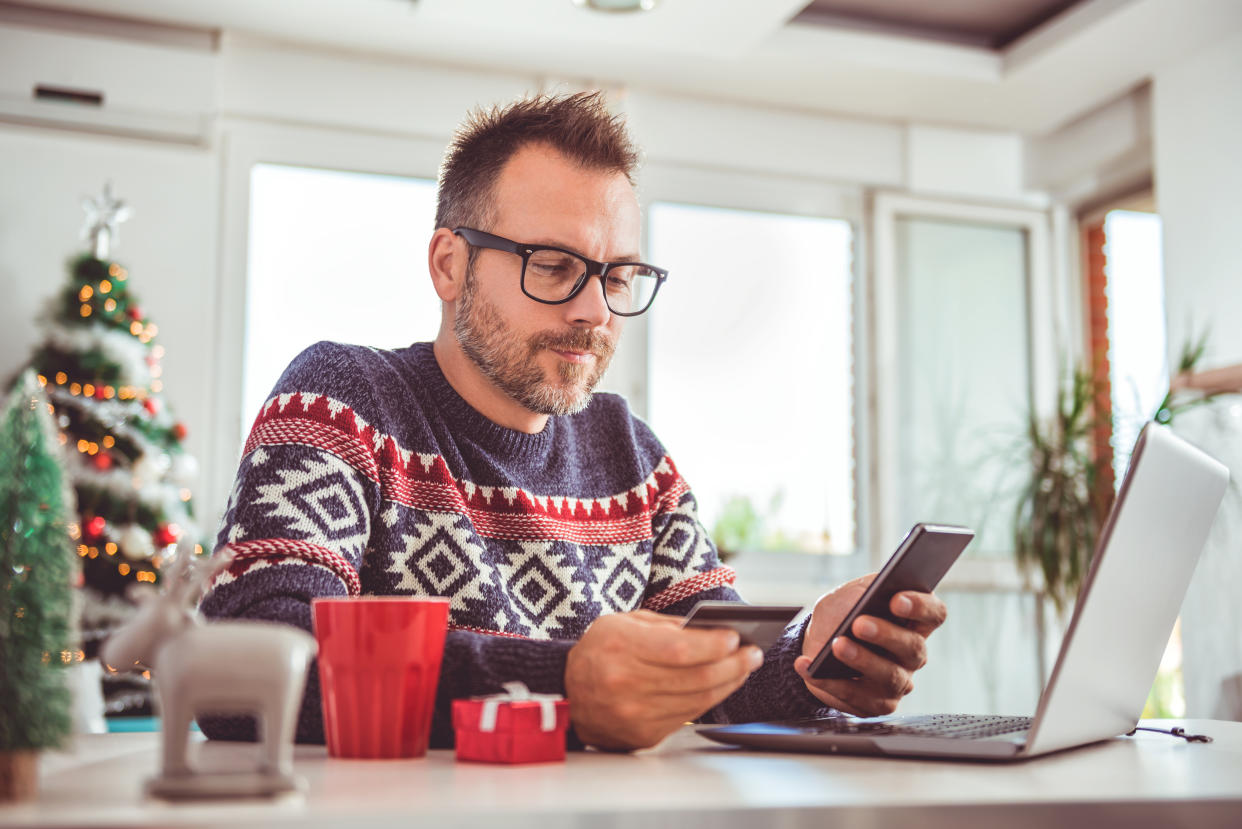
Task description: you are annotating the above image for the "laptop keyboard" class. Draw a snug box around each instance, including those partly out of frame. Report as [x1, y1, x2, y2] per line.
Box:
[790, 713, 1033, 740]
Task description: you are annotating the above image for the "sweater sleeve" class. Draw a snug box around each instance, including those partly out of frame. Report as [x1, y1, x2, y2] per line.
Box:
[197, 342, 582, 747]
[641, 470, 827, 724]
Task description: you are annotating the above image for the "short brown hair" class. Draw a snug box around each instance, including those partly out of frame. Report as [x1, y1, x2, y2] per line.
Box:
[435, 91, 640, 231]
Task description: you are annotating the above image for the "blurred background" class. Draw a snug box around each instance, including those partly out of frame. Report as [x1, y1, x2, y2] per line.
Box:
[1, 0, 1240, 723]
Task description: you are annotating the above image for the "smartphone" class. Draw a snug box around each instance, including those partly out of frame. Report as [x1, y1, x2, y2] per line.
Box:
[681, 602, 804, 653]
[808, 523, 973, 680]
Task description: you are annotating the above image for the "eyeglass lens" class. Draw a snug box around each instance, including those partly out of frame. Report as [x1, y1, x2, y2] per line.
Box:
[524, 249, 660, 314]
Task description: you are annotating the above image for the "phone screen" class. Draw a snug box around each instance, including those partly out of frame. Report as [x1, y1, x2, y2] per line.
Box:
[808, 523, 973, 679]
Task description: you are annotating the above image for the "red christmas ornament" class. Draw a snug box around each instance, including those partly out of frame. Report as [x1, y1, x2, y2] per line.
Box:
[128, 307, 143, 321]
[172, 422, 188, 440]
[85, 515, 107, 541]
[91, 453, 114, 471]
[94, 385, 108, 401]
[153, 523, 180, 547]
[144, 398, 160, 416]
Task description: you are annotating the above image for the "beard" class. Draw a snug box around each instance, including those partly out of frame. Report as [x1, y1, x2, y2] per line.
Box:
[454, 271, 616, 417]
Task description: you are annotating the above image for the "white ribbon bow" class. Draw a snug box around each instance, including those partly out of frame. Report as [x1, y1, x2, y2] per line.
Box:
[477, 681, 563, 733]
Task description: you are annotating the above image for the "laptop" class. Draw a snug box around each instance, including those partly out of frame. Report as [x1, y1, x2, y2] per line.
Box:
[700, 422, 1229, 761]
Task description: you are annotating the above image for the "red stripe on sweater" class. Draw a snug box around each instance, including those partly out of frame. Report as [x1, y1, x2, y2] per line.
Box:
[246, 394, 692, 543]
[223, 538, 361, 597]
[641, 566, 737, 612]
[448, 623, 533, 640]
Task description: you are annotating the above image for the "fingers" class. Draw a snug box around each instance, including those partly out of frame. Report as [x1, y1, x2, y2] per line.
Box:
[794, 643, 912, 717]
[634, 617, 744, 668]
[831, 636, 913, 698]
[850, 616, 927, 672]
[640, 649, 761, 724]
[638, 645, 764, 696]
[889, 591, 947, 636]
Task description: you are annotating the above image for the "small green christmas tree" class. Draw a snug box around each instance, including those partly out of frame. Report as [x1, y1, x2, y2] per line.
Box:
[0, 371, 76, 799]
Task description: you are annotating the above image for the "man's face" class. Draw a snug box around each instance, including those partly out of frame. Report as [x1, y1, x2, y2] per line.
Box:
[454, 143, 640, 417]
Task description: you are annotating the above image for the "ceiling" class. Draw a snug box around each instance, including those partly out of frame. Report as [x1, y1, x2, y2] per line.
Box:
[7, 0, 1242, 135]
[794, 0, 1084, 48]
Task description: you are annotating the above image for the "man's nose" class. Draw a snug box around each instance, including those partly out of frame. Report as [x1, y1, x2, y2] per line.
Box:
[564, 273, 612, 328]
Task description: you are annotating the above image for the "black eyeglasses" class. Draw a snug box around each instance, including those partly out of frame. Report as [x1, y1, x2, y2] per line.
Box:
[453, 227, 668, 317]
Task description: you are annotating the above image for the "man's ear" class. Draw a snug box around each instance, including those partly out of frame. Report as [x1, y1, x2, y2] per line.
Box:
[428, 227, 466, 303]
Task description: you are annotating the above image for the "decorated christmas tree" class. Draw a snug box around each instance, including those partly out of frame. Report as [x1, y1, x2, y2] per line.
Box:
[23, 184, 201, 717]
[0, 372, 75, 800]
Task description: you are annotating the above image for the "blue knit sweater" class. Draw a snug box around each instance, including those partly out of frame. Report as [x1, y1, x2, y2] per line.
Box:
[199, 341, 822, 747]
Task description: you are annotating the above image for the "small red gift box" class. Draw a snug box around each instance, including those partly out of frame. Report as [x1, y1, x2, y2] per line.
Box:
[452, 682, 571, 764]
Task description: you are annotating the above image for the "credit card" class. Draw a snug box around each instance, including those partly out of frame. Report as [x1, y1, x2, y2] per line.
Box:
[681, 602, 805, 652]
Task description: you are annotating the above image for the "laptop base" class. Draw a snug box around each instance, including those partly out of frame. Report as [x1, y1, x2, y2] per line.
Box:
[700, 714, 1034, 760]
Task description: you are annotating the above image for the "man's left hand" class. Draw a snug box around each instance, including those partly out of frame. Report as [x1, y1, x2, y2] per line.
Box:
[792, 575, 947, 717]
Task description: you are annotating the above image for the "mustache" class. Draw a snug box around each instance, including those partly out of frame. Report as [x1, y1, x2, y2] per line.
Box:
[532, 329, 615, 357]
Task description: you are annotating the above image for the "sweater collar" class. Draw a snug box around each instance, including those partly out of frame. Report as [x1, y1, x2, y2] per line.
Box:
[408, 342, 556, 458]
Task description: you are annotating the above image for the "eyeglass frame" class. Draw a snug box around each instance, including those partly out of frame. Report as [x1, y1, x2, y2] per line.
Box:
[452, 226, 668, 317]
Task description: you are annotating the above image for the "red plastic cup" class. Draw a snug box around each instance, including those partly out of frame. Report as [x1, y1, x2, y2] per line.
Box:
[312, 596, 450, 759]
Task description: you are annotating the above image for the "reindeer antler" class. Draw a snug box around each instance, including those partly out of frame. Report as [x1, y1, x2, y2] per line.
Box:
[192, 546, 236, 597]
[161, 540, 233, 609]
[164, 540, 197, 586]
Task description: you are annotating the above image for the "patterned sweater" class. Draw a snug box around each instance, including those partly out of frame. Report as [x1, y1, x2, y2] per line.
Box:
[199, 341, 822, 747]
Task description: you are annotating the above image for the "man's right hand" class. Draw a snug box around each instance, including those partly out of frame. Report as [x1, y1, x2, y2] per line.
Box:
[564, 609, 764, 751]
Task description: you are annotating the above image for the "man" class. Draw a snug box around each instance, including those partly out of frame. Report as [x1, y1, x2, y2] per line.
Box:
[200, 92, 946, 751]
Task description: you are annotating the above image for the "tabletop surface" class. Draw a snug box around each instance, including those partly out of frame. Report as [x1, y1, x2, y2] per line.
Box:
[3, 718, 1241, 829]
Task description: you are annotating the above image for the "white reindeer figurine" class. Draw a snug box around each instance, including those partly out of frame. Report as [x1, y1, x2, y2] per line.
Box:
[101, 545, 317, 799]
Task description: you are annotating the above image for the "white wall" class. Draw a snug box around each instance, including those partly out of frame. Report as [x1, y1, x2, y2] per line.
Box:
[1152, 27, 1242, 721]
[1025, 85, 1153, 211]
[0, 125, 218, 534]
[1154, 30, 1242, 368]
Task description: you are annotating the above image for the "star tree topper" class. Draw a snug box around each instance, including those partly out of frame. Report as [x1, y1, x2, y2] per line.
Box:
[81, 181, 133, 260]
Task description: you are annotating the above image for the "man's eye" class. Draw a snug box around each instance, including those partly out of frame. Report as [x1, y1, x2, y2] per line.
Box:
[530, 256, 578, 277]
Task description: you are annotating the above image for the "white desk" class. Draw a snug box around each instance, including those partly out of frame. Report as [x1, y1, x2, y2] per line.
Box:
[3, 719, 1240, 828]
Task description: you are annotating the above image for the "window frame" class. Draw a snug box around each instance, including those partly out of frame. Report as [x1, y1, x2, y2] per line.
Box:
[870, 192, 1063, 587]
[635, 162, 869, 583]
[209, 120, 446, 521]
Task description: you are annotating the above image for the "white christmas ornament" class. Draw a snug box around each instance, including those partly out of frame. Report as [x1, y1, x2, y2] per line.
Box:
[132, 452, 171, 486]
[170, 453, 199, 488]
[120, 524, 156, 561]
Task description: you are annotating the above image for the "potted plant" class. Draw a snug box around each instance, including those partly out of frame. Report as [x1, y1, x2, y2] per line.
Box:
[1013, 333, 1235, 616]
[1012, 366, 1112, 616]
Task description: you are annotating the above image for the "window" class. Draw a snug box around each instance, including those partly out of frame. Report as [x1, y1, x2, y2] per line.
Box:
[1088, 207, 1181, 718]
[646, 202, 855, 554]
[872, 195, 1055, 571]
[871, 195, 1056, 715]
[243, 164, 440, 435]
[891, 216, 1032, 557]
[1103, 209, 1166, 479]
